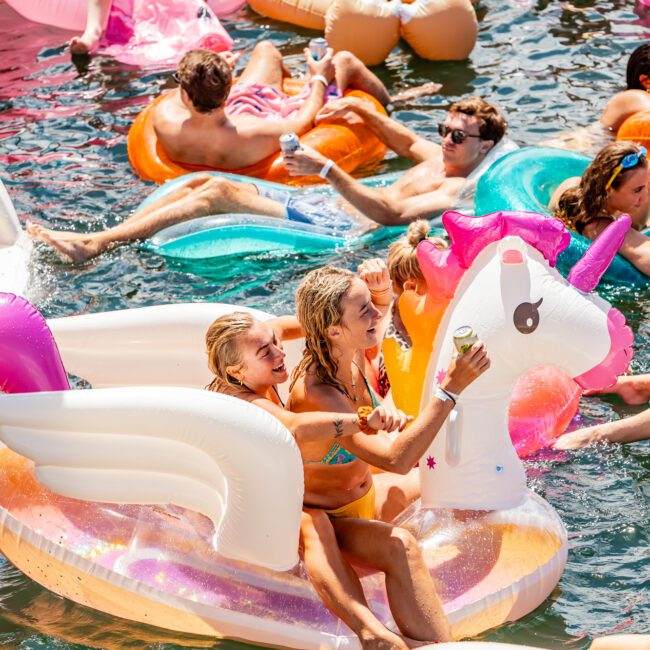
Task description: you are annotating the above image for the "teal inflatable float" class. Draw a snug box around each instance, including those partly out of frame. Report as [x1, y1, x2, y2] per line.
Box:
[142, 172, 409, 260]
[474, 147, 648, 286]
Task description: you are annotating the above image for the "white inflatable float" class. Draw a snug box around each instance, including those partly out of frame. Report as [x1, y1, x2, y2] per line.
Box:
[0, 180, 31, 297]
[0, 211, 635, 648]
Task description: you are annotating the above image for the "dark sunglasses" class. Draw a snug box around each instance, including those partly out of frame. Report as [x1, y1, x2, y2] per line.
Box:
[172, 71, 180, 84]
[605, 146, 647, 190]
[437, 123, 482, 145]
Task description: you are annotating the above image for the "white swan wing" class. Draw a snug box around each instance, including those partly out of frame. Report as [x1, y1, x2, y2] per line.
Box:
[0, 386, 303, 571]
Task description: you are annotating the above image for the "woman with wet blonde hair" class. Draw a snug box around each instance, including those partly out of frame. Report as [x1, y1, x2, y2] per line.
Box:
[552, 140, 650, 275]
[204, 309, 437, 649]
[288, 264, 490, 646]
[358, 220, 447, 397]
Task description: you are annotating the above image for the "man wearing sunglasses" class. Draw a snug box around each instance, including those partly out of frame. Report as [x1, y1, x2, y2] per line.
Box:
[281, 96, 508, 226]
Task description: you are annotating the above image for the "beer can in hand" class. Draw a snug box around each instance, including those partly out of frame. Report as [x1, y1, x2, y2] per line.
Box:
[279, 132, 302, 155]
[309, 38, 328, 61]
[453, 326, 478, 354]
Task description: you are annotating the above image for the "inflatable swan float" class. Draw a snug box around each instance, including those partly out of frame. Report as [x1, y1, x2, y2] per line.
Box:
[0, 210, 633, 648]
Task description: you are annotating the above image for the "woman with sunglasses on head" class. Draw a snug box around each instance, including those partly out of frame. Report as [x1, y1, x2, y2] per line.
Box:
[287, 266, 490, 646]
[551, 141, 650, 275]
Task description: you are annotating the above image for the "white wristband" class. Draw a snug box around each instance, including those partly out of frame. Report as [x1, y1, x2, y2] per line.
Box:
[319, 159, 334, 179]
[311, 74, 329, 88]
[435, 386, 458, 405]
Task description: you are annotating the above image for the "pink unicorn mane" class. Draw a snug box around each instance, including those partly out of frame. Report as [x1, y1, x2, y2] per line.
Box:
[417, 210, 571, 300]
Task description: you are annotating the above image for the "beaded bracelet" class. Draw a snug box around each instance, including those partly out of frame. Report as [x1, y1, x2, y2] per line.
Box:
[357, 405, 374, 434]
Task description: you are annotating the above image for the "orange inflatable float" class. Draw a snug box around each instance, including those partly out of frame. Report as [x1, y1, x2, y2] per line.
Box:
[617, 108, 650, 148]
[127, 80, 387, 185]
[248, 0, 477, 65]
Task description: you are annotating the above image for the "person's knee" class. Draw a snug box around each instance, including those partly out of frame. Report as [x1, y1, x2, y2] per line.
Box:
[253, 40, 281, 59]
[184, 173, 215, 191]
[387, 527, 421, 566]
[333, 50, 361, 71]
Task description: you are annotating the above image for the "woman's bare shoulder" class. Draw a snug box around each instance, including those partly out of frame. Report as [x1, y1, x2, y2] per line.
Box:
[288, 369, 353, 414]
[548, 176, 580, 212]
[602, 89, 650, 132]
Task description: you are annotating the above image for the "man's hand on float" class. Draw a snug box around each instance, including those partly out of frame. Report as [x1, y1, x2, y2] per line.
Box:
[317, 96, 365, 123]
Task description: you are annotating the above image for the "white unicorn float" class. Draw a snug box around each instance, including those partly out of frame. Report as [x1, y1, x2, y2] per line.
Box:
[0, 210, 633, 649]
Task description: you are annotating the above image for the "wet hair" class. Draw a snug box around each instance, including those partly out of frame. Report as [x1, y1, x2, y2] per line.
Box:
[555, 141, 647, 234]
[387, 220, 447, 289]
[291, 266, 355, 394]
[205, 311, 255, 392]
[176, 49, 232, 114]
[449, 96, 507, 144]
[626, 43, 650, 90]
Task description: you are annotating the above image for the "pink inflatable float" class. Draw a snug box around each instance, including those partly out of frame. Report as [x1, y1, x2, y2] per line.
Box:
[4, 0, 235, 67]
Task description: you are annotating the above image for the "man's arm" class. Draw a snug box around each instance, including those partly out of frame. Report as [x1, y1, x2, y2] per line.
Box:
[284, 146, 462, 226]
[317, 96, 440, 164]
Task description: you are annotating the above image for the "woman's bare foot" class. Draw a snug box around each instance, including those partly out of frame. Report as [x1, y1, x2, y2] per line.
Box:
[26, 221, 102, 263]
[358, 626, 410, 650]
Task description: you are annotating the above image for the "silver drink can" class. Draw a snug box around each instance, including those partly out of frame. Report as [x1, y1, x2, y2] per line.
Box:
[309, 37, 328, 61]
[453, 326, 478, 354]
[279, 132, 301, 155]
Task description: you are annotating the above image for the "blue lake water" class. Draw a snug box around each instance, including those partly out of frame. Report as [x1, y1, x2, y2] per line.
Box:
[0, 0, 648, 647]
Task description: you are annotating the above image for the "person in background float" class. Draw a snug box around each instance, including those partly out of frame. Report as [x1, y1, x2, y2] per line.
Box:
[542, 42, 650, 153]
[601, 42, 650, 132]
[356, 220, 446, 398]
[554, 373, 649, 449]
[551, 141, 650, 275]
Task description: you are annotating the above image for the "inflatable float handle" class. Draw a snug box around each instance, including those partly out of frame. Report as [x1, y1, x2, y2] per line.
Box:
[445, 406, 462, 466]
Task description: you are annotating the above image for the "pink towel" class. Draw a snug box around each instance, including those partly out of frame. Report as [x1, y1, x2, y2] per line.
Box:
[100, 0, 233, 67]
[225, 82, 340, 119]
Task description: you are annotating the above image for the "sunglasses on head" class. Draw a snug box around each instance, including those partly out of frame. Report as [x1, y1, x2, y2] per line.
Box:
[605, 146, 647, 190]
[172, 71, 180, 84]
[437, 123, 482, 145]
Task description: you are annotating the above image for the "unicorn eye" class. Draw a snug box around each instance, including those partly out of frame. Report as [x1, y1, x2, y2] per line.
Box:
[513, 298, 543, 334]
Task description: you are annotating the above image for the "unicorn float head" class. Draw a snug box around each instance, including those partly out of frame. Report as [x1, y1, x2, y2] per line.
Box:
[398, 210, 633, 511]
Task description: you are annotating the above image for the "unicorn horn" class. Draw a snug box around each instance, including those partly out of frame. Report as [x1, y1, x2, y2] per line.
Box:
[567, 215, 632, 292]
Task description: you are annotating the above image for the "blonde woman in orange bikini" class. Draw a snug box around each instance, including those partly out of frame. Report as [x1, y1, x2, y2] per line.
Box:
[288, 265, 490, 646]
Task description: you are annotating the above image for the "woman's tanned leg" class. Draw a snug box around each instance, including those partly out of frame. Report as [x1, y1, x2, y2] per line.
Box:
[332, 517, 452, 643]
[301, 509, 411, 650]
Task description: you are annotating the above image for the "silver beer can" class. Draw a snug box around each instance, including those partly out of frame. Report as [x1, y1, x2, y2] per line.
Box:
[453, 325, 478, 354]
[279, 132, 301, 155]
[309, 37, 328, 61]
